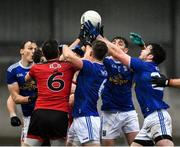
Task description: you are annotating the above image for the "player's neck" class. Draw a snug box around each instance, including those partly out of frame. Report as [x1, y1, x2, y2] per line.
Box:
[47, 58, 59, 62]
[92, 58, 103, 64]
[20, 59, 33, 67]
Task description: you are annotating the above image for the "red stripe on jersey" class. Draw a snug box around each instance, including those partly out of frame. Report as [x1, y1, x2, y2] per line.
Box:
[27, 134, 44, 142]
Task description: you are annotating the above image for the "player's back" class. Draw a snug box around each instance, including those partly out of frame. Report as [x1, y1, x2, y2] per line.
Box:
[29, 61, 75, 112]
[73, 60, 107, 117]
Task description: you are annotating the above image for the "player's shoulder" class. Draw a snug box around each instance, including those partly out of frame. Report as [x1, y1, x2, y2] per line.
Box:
[7, 61, 20, 72]
[56, 61, 75, 69]
[104, 56, 119, 63]
[105, 56, 111, 59]
[82, 59, 93, 65]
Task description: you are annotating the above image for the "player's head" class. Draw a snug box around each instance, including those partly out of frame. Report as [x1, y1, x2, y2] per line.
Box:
[42, 40, 59, 60]
[111, 36, 129, 53]
[20, 40, 38, 63]
[91, 40, 108, 61]
[32, 48, 46, 63]
[139, 43, 166, 65]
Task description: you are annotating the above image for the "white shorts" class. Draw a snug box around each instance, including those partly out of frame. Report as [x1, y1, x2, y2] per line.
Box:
[21, 116, 31, 142]
[67, 116, 100, 144]
[134, 109, 172, 142]
[101, 110, 140, 139]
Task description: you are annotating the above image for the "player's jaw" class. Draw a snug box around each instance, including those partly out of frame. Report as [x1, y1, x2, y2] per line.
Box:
[139, 46, 151, 60]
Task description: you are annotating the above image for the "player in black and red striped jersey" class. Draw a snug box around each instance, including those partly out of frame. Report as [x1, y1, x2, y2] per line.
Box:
[24, 40, 77, 146]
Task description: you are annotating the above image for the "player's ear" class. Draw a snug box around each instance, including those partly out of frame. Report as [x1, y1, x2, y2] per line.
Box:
[20, 48, 24, 55]
[90, 50, 93, 57]
[148, 54, 154, 60]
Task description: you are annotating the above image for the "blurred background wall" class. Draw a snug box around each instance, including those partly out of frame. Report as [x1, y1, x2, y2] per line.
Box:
[0, 0, 180, 145]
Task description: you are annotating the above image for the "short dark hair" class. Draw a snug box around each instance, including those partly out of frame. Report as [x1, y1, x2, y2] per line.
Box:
[92, 40, 108, 60]
[149, 43, 166, 65]
[112, 36, 129, 48]
[20, 40, 37, 49]
[42, 40, 59, 60]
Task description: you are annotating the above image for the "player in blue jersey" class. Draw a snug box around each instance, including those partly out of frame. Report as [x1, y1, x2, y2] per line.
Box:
[83, 21, 174, 146]
[7, 47, 44, 128]
[63, 40, 108, 146]
[100, 36, 139, 146]
[6, 40, 38, 146]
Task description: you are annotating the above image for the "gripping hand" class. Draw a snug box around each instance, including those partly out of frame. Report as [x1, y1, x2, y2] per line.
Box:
[130, 32, 145, 47]
[84, 20, 100, 39]
[78, 25, 86, 41]
[11, 116, 21, 127]
[151, 74, 169, 87]
[28, 92, 38, 103]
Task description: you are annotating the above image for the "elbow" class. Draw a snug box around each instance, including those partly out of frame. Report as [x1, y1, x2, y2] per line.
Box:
[63, 53, 73, 62]
[63, 55, 71, 62]
[63, 53, 69, 60]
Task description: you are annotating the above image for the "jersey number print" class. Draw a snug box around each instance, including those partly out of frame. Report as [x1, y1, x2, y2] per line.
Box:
[47, 72, 64, 91]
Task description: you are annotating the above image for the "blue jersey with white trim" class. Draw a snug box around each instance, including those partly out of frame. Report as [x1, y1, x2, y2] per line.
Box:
[6, 61, 36, 117]
[101, 57, 135, 112]
[130, 57, 169, 118]
[72, 60, 107, 117]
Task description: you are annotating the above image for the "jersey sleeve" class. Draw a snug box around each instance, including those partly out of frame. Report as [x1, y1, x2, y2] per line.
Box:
[6, 68, 17, 84]
[130, 57, 146, 72]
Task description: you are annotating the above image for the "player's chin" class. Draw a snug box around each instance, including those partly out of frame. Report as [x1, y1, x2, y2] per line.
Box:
[28, 58, 34, 63]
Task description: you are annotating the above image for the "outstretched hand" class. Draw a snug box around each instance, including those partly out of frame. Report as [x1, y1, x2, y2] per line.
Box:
[129, 32, 145, 47]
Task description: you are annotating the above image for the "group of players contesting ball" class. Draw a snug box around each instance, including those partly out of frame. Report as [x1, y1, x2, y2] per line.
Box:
[6, 10, 180, 146]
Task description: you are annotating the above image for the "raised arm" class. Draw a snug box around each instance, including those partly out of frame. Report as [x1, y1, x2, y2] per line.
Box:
[97, 35, 131, 66]
[83, 20, 131, 66]
[62, 45, 83, 70]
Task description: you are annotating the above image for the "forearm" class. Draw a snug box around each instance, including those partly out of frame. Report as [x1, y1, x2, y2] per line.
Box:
[63, 45, 76, 61]
[83, 45, 92, 60]
[97, 36, 114, 56]
[97, 35, 131, 66]
[169, 79, 180, 88]
[7, 96, 17, 117]
[8, 84, 29, 104]
[12, 94, 29, 104]
[69, 38, 81, 49]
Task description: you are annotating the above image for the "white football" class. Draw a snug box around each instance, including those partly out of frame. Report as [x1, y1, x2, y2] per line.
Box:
[80, 10, 101, 27]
